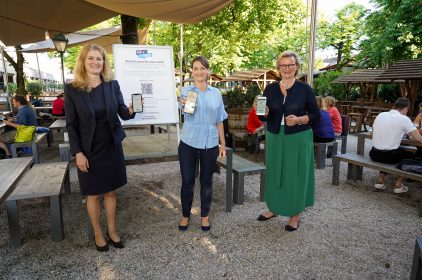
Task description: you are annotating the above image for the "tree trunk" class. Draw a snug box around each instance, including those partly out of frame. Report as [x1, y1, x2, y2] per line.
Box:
[336, 42, 344, 68]
[3, 45, 27, 96]
[121, 15, 139, 44]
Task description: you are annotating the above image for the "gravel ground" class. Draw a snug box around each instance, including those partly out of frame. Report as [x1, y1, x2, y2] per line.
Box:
[0, 130, 421, 280]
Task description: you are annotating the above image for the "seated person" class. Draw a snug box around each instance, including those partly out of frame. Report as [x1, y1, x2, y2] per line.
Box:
[52, 93, 65, 116]
[247, 95, 265, 153]
[413, 102, 422, 128]
[312, 96, 335, 143]
[370, 98, 422, 193]
[324, 96, 342, 136]
[32, 97, 44, 107]
[0, 95, 38, 158]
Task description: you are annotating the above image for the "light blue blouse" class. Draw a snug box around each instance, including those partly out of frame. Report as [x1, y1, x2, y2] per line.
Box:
[180, 84, 228, 149]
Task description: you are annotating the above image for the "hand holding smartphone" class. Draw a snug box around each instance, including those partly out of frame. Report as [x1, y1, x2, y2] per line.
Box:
[256, 96, 267, 116]
[132, 93, 143, 113]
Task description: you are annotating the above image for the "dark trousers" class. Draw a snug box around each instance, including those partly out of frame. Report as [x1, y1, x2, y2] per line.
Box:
[369, 147, 415, 175]
[178, 141, 219, 218]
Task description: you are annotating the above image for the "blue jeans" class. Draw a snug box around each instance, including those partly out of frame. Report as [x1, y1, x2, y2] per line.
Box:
[178, 141, 219, 218]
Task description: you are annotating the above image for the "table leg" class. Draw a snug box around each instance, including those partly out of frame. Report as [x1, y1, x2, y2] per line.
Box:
[6, 200, 21, 248]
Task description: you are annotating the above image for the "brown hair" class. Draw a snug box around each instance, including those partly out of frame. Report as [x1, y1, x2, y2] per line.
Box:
[276, 51, 301, 76]
[72, 44, 113, 92]
[191, 56, 210, 69]
[12, 95, 29, 106]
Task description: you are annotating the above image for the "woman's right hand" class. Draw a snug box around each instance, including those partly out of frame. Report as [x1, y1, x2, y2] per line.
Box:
[265, 106, 269, 117]
[76, 152, 89, 172]
[180, 98, 186, 105]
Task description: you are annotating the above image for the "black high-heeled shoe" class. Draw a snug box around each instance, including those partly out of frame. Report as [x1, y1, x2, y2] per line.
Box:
[200, 218, 211, 232]
[107, 232, 124, 248]
[285, 220, 300, 232]
[257, 213, 277, 221]
[95, 241, 109, 252]
[178, 218, 190, 231]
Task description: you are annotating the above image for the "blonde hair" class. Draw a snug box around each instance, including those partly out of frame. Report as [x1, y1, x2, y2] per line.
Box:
[316, 96, 326, 110]
[276, 51, 301, 76]
[324, 96, 337, 108]
[72, 44, 113, 92]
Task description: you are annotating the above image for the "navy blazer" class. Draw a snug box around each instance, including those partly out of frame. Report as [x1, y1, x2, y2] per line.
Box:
[65, 80, 135, 155]
[259, 80, 320, 135]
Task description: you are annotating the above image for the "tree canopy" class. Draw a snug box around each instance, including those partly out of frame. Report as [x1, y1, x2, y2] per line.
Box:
[358, 0, 422, 67]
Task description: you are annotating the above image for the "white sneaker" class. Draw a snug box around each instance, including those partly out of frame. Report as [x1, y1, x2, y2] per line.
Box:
[374, 182, 386, 190]
[393, 184, 408, 194]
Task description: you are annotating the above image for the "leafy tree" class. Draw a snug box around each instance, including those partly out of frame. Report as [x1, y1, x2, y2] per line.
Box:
[3, 46, 27, 96]
[318, 3, 367, 69]
[152, 0, 307, 75]
[26, 81, 43, 96]
[357, 0, 422, 67]
[313, 71, 351, 100]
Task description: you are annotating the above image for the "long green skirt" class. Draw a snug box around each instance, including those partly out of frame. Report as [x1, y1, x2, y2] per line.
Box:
[264, 127, 315, 217]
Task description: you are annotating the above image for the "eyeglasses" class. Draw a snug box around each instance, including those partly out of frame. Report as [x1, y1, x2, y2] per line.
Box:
[279, 64, 297, 69]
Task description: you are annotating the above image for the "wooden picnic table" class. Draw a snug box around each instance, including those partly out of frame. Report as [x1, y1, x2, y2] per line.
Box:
[0, 157, 33, 203]
[49, 119, 66, 130]
[34, 106, 53, 111]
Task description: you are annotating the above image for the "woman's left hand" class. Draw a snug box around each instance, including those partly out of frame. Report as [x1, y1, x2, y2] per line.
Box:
[285, 115, 300, 127]
[219, 144, 226, 158]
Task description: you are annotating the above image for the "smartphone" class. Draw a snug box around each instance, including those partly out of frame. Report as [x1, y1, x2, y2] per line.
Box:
[132, 93, 143, 113]
[256, 96, 267, 116]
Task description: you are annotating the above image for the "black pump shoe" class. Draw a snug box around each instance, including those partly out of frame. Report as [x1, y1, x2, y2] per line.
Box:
[95, 242, 109, 252]
[178, 218, 190, 232]
[107, 232, 124, 248]
[257, 213, 277, 221]
[200, 218, 211, 232]
[285, 221, 300, 232]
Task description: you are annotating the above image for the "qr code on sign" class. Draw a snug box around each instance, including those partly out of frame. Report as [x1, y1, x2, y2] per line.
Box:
[141, 82, 153, 95]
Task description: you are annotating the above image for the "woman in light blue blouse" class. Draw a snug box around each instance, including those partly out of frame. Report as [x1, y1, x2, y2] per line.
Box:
[178, 56, 227, 232]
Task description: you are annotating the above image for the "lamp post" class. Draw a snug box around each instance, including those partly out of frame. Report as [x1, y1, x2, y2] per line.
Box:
[52, 33, 68, 86]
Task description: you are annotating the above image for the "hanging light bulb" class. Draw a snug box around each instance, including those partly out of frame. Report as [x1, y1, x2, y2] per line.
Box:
[45, 30, 50, 40]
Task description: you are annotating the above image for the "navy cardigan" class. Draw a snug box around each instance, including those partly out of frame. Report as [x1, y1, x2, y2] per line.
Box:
[259, 80, 320, 135]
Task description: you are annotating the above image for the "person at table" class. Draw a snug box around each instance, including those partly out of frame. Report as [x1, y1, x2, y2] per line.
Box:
[247, 95, 265, 153]
[256, 51, 319, 231]
[0, 95, 38, 158]
[65, 44, 135, 252]
[52, 93, 65, 116]
[312, 96, 335, 143]
[324, 96, 342, 136]
[370, 98, 422, 193]
[178, 56, 227, 232]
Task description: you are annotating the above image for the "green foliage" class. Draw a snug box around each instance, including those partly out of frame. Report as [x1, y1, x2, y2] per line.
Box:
[7, 82, 17, 94]
[226, 83, 261, 108]
[152, 0, 307, 74]
[318, 3, 368, 68]
[226, 87, 245, 108]
[377, 84, 400, 103]
[357, 0, 422, 67]
[313, 71, 348, 100]
[26, 81, 43, 96]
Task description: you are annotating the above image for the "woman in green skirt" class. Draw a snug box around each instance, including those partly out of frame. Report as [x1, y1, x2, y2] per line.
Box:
[256, 51, 319, 231]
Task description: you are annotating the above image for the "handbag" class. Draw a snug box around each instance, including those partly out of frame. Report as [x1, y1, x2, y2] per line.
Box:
[14, 125, 36, 142]
[396, 159, 422, 174]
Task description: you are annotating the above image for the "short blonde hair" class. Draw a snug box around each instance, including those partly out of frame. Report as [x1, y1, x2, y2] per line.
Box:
[324, 96, 337, 108]
[72, 44, 113, 92]
[276, 51, 301, 76]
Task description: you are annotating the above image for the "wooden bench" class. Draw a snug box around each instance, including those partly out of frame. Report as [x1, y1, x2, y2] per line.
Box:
[336, 135, 348, 154]
[314, 141, 338, 169]
[10, 132, 48, 164]
[47, 119, 66, 144]
[216, 149, 265, 211]
[0, 157, 33, 203]
[6, 162, 70, 248]
[332, 153, 422, 216]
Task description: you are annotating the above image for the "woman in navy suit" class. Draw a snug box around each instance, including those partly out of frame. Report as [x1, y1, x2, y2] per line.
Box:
[65, 44, 135, 252]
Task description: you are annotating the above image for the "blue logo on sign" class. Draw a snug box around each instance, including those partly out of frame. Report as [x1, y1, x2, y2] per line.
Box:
[136, 50, 152, 58]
